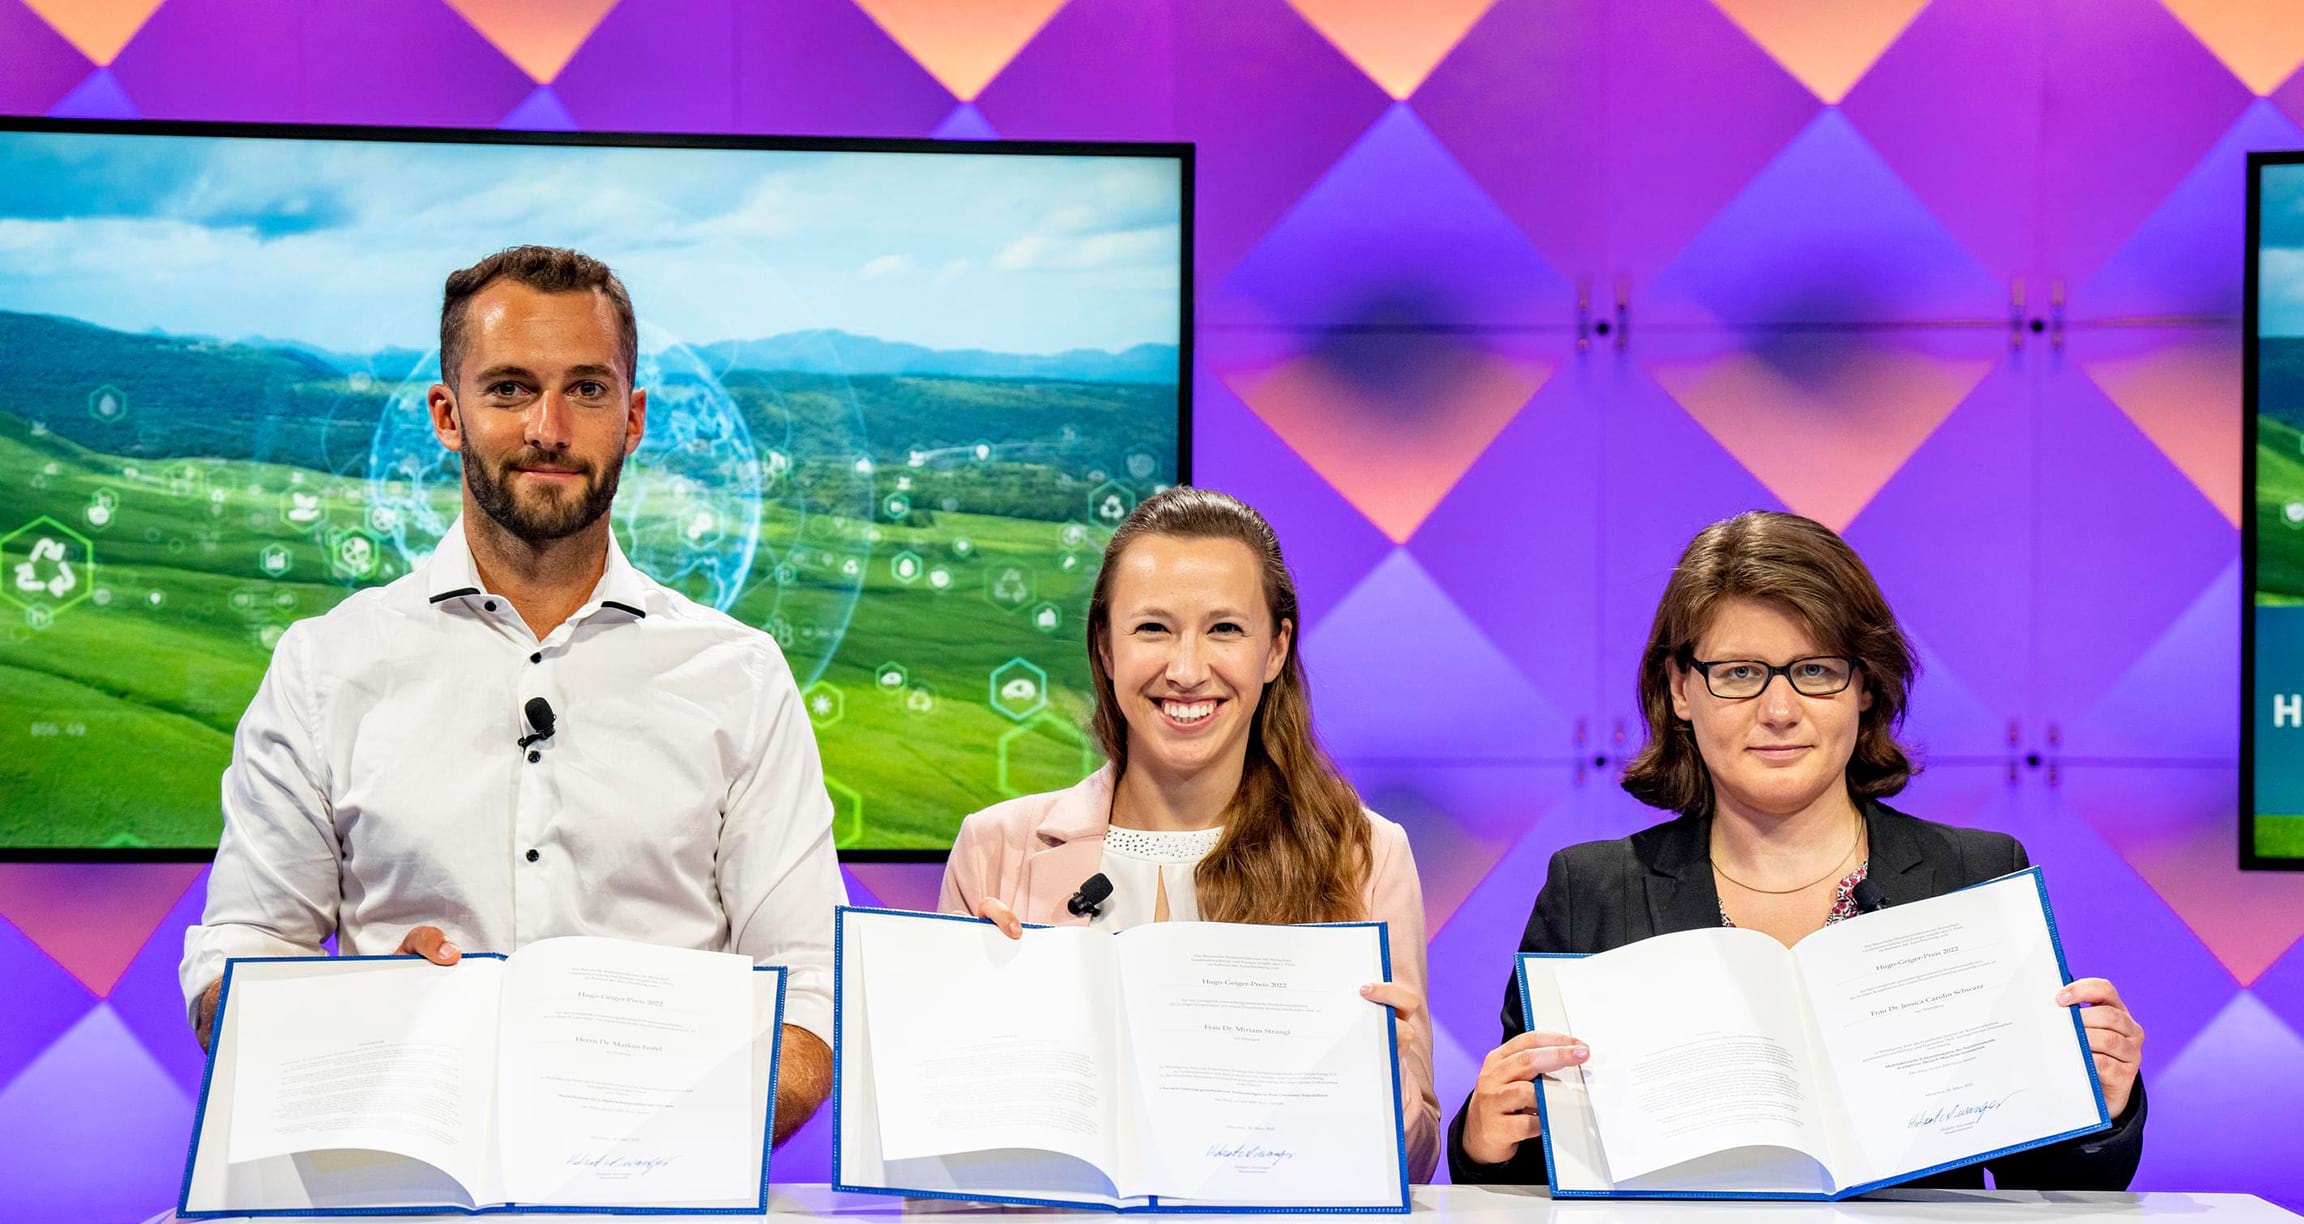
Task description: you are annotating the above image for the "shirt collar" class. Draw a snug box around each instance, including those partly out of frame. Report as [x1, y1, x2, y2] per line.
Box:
[423, 516, 650, 621]
[422, 516, 487, 604]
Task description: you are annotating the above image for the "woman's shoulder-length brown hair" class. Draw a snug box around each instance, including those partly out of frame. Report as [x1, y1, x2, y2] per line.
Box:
[1619, 510, 1921, 817]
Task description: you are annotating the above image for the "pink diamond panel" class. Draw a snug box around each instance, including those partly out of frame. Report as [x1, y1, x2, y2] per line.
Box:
[554, 0, 737, 133]
[1410, 359, 1602, 725]
[0, 1007, 192, 1224]
[1172, 0, 1391, 285]
[733, 0, 955, 138]
[0, 0, 93, 115]
[1596, 360, 1786, 732]
[1213, 103, 1572, 329]
[1645, 110, 2001, 327]
[109, 0, 301, 122]
[2085, 100, 2304, 323]
[1412, 0, 1607, 279]
[2137, 993, 2304, 1208]
[1191, 357, 1396, 632]
[2034, 371, 2235, 726]
[103, 864, 218, 1100]
[2017, 769, 2244, 1058]
[976, 0, 1176, 140]
[1842, 0, 2041, 279]
[1599, 0, 1820, 286]
[301, 0, 534, 128]
[2037, 0, 2253, 285]
[1306, 550, 1568, 762]
[1845, 355, 2036, 757]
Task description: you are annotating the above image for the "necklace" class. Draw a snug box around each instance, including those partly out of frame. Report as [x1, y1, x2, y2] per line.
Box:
[1712, 817, 1865, 896]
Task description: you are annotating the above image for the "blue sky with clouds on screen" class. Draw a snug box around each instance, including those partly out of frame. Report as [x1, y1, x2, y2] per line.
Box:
[2260, 162, 2304, 338]
[0, 130, 1182, 357]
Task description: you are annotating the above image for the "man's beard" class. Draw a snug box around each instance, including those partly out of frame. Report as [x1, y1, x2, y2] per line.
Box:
[463, 442, 624, 543]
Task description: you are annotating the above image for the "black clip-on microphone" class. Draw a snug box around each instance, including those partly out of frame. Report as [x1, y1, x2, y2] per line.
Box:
[517, 697, 557, 749]
[1851, 879, 1887, 915]
[1067, 872, 1113, 919]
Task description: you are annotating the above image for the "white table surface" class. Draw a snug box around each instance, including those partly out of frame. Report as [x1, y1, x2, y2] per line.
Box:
[145, 1183, 2304, 1224]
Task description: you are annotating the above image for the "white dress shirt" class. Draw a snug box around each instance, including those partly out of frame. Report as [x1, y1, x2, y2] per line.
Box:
[1088, 824, 1222, 931]
[180, 517, 847, 1042]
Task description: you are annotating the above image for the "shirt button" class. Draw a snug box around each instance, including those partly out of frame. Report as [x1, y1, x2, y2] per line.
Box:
[484, 599, 498, 612]
[529, 652, 542, 664]
[525, 848, 540, 863]
[527, 750, 540, 763]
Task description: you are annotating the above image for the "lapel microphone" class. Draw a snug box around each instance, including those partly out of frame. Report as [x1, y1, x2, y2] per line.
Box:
[1067, 873, 1113, 918]
[1851, 879, 1888, 914]
[517, 697, 557, 749]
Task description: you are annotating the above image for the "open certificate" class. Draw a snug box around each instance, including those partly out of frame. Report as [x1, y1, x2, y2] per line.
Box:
[832, 907, 1410, 1212]
[179, 935, 787, 1217]
[1522, 867, 2111, 1199]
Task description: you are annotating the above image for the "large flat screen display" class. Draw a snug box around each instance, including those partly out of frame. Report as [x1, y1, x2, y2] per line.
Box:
[2248, 151, 2304, 869]
[0, 119, 1187, 858]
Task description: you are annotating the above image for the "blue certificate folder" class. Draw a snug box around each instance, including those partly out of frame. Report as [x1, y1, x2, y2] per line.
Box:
[177, 942, 786, 1217]
[830, 906, 1411, 1213]
[1519, 867, 2112, 1200]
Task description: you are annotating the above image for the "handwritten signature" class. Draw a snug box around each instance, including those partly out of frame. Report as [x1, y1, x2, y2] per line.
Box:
[1206, 1143, 1297, 1166]
[565, 1153, 679, 1175]
[1907, 1091, 2023, 1130]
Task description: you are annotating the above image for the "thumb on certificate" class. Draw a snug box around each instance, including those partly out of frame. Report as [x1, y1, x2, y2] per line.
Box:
[1359, 981, 1423, 1020]
[977, 897, 1024, 940]
[2057, 977, 2124, 1009]
[395, 925, 460, 965]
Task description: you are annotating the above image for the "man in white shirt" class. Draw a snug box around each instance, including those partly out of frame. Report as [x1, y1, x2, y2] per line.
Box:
[180, 245, 844, 1142]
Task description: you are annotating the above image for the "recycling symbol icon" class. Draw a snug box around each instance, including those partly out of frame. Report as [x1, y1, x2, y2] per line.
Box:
[14, 537, 76, 599]
[1, 517, 95, 617]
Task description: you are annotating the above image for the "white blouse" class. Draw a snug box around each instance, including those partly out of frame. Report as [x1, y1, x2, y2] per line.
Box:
[1090, 824, 1225, 930]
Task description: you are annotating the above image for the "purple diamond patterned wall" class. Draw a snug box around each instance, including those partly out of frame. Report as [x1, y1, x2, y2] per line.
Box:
[1, 0, 2298, 1215]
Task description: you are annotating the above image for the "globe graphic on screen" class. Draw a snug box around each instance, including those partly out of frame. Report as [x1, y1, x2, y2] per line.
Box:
[362, 333, 870, 685]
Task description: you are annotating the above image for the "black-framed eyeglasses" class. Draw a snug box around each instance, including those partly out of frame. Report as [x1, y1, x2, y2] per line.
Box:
[1679, 654, 1860, 700]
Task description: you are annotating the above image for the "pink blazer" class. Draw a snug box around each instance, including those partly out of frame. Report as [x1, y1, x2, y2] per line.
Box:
[937, 765, 1442, 1182]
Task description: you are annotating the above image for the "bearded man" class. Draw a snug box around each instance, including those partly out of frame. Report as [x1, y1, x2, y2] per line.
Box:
[181, 246, 842, 1143]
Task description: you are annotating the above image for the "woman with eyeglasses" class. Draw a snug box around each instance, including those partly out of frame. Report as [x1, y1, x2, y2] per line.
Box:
[1446, 510, 2147, 1188]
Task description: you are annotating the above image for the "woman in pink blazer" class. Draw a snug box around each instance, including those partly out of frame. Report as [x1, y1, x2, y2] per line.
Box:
[939, 486, 1440, 1181]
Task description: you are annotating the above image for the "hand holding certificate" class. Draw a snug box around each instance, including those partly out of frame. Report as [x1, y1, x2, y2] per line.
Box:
[180, 935, 787, 1217]
[833, 907, 1411, 1212]
[1521, 868, 2111, 1199]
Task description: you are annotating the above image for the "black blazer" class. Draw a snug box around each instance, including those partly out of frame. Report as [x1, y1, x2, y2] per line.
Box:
[1445, 800, 2147, 1189]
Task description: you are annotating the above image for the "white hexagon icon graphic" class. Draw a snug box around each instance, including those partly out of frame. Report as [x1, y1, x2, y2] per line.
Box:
[1087, 481, 1134, 526]
[1, 516, 95, 618]
[988, 657, 1048, 722]
[804, 680, 845, 727]
[330, 528, 381, 579]
[985, 564, 1031, 610]
[87, 384, 128, 422]
[280, 488, 329, 530]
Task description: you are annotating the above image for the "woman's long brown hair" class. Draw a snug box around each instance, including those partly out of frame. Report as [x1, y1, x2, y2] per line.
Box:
[1086, 487, 1371, 924]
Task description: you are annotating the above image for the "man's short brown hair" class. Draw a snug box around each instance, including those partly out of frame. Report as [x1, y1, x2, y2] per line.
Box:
[1619, 510, 1920, 817]
[439, 245, 637, 387]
